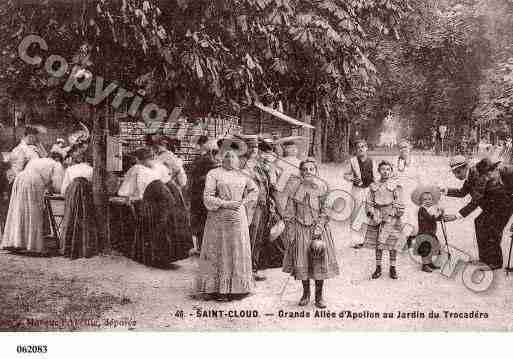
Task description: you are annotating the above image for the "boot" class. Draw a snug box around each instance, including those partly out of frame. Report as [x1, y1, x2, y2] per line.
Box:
[371, 265, 382, 279]
[314, 280, 326, 309]
[427, 262, 440, 270]
[421, 264, 433, 273]
[390, 266, 398, 279]
[298, 280, 310, 306]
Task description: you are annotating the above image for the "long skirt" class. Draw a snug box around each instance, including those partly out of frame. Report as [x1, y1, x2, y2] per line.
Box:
[131, 180, 193, 268]
[2, 171, 48, 253]
[60, 178, 99, 259]
[165, 181, 193, 255]
[282, 221, 339, 281]
[195, 206, 254, 294]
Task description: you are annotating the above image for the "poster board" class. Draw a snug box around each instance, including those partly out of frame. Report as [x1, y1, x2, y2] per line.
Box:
[107, 136, 123, 172]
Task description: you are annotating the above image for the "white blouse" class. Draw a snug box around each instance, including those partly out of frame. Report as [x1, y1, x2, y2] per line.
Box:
[23, 157, 64, 193]
[203, 167, 258, 211]
[117, 164, 163, 200]
[61, 163, 93, 194]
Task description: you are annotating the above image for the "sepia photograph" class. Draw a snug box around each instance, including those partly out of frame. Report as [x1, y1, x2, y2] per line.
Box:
[1, 0, 513, 345]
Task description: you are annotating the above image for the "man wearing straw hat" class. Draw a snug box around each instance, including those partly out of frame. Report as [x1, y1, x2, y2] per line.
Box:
[443, 156, 513, 270]
[343, 139, 378, 249]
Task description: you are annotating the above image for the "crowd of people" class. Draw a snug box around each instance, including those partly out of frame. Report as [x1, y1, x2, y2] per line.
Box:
[1, 126, 513, 310]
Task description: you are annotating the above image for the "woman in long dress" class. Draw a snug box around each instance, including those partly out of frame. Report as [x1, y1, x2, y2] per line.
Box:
[282, 158, 339, 309]
[60, 151, 98, 259]
[2, 152, 64, 254]
[151, 136, 193, 255]
[118, 148, 192, 268]
[195, 149, 258, 301]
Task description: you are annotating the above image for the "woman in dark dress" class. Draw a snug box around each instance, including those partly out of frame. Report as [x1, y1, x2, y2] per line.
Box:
[60, 151, 99, 259]
[118, 148, 193, 268]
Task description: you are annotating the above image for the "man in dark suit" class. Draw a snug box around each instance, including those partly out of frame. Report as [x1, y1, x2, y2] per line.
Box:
[443, 156, 513, 270]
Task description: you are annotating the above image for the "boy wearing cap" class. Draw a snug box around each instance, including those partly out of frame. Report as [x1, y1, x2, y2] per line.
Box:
[343, 139, 378, 249]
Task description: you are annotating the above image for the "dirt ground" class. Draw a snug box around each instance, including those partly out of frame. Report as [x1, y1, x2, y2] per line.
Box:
[1, 155, 513, 331]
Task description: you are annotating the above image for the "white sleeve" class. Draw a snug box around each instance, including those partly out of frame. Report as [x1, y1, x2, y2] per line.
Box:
[61, 168, 71, 195]
[118, 166, 137, 197]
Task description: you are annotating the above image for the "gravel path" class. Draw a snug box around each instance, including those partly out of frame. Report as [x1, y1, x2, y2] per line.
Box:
[1, 156, 513, 331]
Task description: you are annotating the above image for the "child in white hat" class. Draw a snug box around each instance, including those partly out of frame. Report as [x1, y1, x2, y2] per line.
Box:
[411, 185, 443, 273]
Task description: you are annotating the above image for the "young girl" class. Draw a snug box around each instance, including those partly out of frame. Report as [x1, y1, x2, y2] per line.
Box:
[282, 158, 339, 308]
[364, 161, 404, 279]
[411, 186, 443, 273]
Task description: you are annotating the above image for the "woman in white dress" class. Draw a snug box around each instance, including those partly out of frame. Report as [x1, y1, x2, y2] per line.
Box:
[395, 140, 420, 246]
[195, 149, 258, 301]
[2, 152, 64, 254]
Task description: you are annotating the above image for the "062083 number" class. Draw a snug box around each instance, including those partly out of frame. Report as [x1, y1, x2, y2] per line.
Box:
[16, 345, 48, 354]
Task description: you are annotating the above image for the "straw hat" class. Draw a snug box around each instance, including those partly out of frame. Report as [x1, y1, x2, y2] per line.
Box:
[411, 185, 442, 206]
[237, 134, 259, 148]
[275, 136, 308, 157]
[449, 155, 468, 171]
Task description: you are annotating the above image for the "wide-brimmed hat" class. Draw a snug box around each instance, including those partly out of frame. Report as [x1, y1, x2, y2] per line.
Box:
[476, 156, 501, 174]
[411, 185, 442, 206]
[449, 155, 468, 171]
[258, 138, 274, 152]
[237, 134, 259, 147]
[275, 136, 308, 157]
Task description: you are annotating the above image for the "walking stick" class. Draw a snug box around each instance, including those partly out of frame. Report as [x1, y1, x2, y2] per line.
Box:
[506, 233, 513, 276]
[440, 217, 452, 260]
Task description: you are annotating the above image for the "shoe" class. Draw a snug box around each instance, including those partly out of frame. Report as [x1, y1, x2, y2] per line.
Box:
[427, 263, 440, 270]
[421, 264, 433, 273]
[371, 266, 382, 279]
[315, 299, 327, 309]
[352, 243, 364, 249]
[253, 273, 267, 281]
[298, 295, 310, 306]
[390, 266, 398, 279]
[215, 294, 231, 302]
[314, 281, 326, 309]
[299, 280, 310, 306]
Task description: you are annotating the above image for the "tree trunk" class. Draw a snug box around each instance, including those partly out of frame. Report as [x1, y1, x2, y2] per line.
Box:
[92, 107, 110, 253]
[313, 103, 323, 162]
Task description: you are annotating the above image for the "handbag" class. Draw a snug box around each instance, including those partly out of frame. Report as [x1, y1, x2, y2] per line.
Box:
[309, 224, 326, 259]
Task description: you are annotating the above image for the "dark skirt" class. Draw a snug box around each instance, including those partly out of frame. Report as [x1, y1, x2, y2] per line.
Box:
[131, 180, 193, 268]
[165, 180, 193, 252]
[60, 178, 100, 259]
[258, 201, 285, 269]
